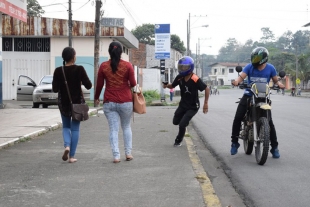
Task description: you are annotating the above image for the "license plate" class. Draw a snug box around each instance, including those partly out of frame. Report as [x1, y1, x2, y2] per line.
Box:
[48, 96, 57, 99]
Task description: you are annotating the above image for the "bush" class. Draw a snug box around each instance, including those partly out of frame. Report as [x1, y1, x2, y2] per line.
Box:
[143, 90, 160, 103]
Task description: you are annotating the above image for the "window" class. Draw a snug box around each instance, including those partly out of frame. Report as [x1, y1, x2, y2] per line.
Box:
[2, 38, 13, 51]
[214, 68, 217, 75]
[14, 38, 50, 52]
[222, 68, 225, 75]
[229, 68, 234, 73]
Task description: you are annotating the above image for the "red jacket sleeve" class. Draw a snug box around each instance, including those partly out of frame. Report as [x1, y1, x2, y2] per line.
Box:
[95, 63, 105, 99]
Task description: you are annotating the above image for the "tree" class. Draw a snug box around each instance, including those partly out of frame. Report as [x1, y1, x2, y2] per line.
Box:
[170, 34, 186, 53]
[131, 24, 186, 53]
[27, 0, 45, 17]
[260, 27, 275, 43]
[217, 38, 240, 62]
[131, 24, 155, 45]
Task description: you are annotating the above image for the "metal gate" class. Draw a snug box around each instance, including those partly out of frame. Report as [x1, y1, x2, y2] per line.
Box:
[2, 53, 50, 100]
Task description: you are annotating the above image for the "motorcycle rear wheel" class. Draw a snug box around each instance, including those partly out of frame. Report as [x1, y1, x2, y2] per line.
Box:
[255, 117, 270, 165]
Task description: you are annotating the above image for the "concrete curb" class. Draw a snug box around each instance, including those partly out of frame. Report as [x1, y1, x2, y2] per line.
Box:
[0, 108, 100, 150]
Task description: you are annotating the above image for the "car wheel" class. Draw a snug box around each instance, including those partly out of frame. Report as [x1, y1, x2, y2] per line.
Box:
[33, 103, 40, 108]
[42, 104, 48, 108]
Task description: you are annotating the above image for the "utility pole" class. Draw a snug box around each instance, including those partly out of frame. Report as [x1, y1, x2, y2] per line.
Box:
[68, 0, 72, 47]
[93, 0, 101, 107]
[187, 13, 191, 56]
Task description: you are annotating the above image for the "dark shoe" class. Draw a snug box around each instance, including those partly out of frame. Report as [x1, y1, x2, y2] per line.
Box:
[230, 142, 240, 155]
[174, 142, 182, 147]
[62, 148, 70, 161]
[270, 147, 280, 158]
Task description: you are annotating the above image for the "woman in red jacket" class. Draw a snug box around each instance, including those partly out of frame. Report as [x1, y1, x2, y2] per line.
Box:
[95, 41, 136, 163]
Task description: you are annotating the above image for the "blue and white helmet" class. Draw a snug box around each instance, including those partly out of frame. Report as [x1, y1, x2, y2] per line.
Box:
[177, 56, 194, 76]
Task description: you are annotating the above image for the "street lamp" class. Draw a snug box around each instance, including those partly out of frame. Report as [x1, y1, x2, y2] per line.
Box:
[186, 13, 208, 56]
[187, 24, 208, 56]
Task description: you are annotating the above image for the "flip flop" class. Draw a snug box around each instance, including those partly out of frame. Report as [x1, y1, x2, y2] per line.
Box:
[113, 159, 121, 163]
[62, 148, 70, 161]
[126, 156, 133, 161]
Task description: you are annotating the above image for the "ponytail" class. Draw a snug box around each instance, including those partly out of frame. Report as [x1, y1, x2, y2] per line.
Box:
[108, 42, 123, 74]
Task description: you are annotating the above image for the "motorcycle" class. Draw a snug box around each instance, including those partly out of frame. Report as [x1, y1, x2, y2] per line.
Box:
[234, 66, 286, 165]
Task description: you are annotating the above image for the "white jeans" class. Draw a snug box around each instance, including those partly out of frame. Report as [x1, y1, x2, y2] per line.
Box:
[103, 102, 133, 159]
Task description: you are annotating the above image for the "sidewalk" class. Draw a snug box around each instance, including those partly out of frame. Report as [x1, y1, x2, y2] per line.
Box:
[0, 100, 229, 207]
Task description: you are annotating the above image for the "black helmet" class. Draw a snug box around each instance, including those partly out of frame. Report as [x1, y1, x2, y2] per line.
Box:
[251, 47, 269, 67]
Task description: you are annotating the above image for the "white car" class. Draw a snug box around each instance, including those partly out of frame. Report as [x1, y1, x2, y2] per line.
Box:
[17, 75, 90, 108]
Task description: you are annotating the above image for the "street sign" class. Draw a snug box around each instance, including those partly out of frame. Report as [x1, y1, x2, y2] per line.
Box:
[296, 78, 300, 85]
[101, 18, 124, 27]
[154, 24, 170, 59]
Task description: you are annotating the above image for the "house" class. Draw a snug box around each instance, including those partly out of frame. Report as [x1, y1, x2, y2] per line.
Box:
[208, 62, 248, 86]
[1, 16, 139, 100]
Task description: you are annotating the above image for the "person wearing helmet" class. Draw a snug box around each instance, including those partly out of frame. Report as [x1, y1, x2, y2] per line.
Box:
[231, 47, 285, 158]
[163, 56, 210, 146]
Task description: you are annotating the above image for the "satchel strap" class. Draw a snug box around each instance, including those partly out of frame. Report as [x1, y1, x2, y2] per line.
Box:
[61, 66, 73, 104]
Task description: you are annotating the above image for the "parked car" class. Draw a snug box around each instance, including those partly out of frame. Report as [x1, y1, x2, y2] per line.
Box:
[17, 75, 90, 108]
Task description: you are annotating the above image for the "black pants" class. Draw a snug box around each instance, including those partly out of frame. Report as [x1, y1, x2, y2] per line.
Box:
[231, 95, 278, 148]
[173, 106, 198, 143]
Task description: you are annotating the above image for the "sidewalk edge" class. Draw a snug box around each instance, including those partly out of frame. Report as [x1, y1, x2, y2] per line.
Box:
[0, 108, 100, 150]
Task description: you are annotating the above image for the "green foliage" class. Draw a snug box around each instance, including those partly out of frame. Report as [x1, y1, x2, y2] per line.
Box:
[27, 0, 45, 17]
[131, 24, 155, 45]
[131, 24, 186, 53]
[143, 90, 160, 103]
[171, 34, 186, 53]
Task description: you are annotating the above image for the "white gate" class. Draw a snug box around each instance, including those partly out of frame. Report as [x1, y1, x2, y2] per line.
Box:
[2, 52, 50, 100]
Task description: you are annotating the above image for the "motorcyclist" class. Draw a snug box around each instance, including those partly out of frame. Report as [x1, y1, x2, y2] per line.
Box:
[231, 47, 285, 158]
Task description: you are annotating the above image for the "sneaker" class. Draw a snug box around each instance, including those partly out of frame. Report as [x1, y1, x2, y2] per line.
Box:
[174, 142, 182, 147]
[230, 142, 240, 155]
[270, 147, 280, 158]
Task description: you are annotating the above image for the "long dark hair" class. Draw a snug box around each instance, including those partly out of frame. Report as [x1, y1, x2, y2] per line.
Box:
[62, 47, 76, 66]
[108, 41, 123, 74]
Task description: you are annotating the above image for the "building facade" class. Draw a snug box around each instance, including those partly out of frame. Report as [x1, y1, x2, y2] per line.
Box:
[1, 16, 138, 100]
[209, 62, 248, 86]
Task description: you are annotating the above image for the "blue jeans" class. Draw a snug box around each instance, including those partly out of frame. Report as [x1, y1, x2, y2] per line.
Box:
[103, 102, 133, 159]
[61, 114, 80, 157]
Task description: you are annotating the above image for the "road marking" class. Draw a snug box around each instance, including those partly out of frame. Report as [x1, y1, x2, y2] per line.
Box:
[185, 135, 222, 207]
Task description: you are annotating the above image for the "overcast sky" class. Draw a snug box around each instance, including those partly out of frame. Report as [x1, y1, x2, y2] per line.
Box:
[38, 0, 310, 55]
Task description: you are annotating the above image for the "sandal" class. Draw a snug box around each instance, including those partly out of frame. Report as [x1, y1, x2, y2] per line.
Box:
[62, 148, 70, 161]
[126, 155, 133, 161]
[113, 159, 121, 163]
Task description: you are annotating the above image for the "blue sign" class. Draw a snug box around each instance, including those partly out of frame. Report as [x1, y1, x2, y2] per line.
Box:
[155, 24, 170, 59]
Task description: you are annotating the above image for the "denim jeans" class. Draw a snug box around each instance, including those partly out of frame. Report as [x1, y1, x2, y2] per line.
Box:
[103, 102, 133, 159]
[61, 114, 80, 157]
[170, 92, 174, 101]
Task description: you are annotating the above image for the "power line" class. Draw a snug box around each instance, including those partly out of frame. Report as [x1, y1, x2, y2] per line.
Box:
[73, 0, 91, 12]
[116, 0, 138, 27]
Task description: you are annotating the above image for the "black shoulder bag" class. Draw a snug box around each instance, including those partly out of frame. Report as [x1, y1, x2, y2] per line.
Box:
[62, 66, 89, 121]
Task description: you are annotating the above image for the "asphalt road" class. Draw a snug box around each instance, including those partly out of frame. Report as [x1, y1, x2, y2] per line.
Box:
[193, 88, 310, 207]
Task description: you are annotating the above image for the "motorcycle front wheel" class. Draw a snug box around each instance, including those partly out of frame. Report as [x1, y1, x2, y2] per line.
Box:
[243, 125, 254, 155]
[255, 117, 270, 165]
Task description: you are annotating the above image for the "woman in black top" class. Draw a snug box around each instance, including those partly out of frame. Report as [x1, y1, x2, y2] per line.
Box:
[52, 47, 92, 163]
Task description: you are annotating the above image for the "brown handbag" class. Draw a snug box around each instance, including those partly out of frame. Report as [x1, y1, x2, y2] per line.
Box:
[132, 85, 146, 114]
[62, 66, 89, 121]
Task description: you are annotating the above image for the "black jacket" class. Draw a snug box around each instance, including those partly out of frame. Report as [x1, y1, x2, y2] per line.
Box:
[52, 65, 92, 116]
